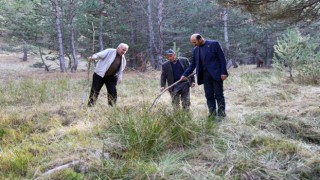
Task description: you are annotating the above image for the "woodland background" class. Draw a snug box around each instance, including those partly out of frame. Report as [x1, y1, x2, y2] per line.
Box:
[0, 0, 320, 179]
[1, 0, 319, 72]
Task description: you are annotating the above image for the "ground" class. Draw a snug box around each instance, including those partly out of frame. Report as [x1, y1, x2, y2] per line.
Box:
[1, 41, 320, 179]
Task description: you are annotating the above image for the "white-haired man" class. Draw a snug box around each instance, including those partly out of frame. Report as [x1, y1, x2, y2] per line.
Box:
[88, 43, 129, 107]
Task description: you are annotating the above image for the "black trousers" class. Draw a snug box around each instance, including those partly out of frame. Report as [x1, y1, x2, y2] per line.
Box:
[170, 81, 190, 111]
[203, 71, 226, 117]
[88, 72, 117, 106]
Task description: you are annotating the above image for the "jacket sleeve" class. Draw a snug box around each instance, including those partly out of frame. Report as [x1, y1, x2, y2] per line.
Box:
[160, 64, 167, 87]
[116, 56, 127, 85]
[183, 48, 197, 77]
[184, 58, 195, 83]
[215, 42, 228, 76]
[92, 48, 111, 60]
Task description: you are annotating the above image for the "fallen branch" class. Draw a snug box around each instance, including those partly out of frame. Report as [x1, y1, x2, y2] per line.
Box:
[37, 160, 81, 178]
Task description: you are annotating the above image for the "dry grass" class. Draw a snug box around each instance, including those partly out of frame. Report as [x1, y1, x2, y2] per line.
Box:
[0, 49, 319, 179]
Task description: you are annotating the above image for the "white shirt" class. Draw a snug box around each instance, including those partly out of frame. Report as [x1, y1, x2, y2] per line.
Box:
[92, 48, 126, 84]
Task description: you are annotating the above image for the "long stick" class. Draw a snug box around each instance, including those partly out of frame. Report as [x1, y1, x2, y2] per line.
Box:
[80, 22, 95, 109]
[150, 72, 196, 110]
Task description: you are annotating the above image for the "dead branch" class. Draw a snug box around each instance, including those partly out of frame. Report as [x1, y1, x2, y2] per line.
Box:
[37, 160, 81, 179]
[38, 46, 50, 72]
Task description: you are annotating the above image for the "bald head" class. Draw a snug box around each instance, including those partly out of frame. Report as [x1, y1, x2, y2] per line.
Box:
[190, 34, 204, 46]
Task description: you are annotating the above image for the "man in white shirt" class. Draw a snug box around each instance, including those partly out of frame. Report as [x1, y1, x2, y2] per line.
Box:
[87, 43, 129, 107]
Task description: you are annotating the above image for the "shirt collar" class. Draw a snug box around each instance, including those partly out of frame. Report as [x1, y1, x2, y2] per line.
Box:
[170, 59, 178, 64]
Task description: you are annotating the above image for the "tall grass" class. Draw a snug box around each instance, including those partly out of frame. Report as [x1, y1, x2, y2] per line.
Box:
[0, 66, 320, 179]
[104, 107, 199, 160]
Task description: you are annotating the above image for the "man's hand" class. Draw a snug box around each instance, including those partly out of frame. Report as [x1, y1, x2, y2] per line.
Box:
[160, 87, 165, 92]
[221, 74, 228, 80]
[88, 56, 95, 62]
[180, 76, 187, 81]
[191, 82, 195, 88]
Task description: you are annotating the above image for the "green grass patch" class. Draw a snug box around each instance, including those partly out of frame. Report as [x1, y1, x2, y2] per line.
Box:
[0, 149, 33, 177]
[104, 107, 199, 160]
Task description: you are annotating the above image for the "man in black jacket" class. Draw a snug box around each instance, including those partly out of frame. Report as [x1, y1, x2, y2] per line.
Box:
[181, 34, 228, 117]
[160, 49, 195, 111]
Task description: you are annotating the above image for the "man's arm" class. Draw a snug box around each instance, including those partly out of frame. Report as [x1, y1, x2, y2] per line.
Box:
[160, 64, 167, 91]
[215, 42, 228, 77]
[182, 48, 197, 79]
[182, 58, 196, 86]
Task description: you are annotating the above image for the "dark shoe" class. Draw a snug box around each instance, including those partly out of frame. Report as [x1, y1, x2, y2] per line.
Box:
[208, 113, 226, 122]
[217, 112, 226, 117]
[215, 115, 225, 122]
[87, 102, 94, 107]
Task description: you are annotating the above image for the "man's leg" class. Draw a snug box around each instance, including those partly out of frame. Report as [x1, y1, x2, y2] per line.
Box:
[180, 83, 191, 111]
[88, 73, 104, 107]
[213, 80, 226, 117]
[105, 76, 117, 106]
[170, 88, 180, 111]
[203, 71, 216, 116]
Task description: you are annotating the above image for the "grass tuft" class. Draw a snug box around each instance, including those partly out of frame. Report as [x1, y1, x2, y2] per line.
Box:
[104, 107, 199, 160]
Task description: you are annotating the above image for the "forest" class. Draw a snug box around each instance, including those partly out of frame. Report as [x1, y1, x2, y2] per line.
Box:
[0, 0, 317, 72]
[0, 0, 320, 179]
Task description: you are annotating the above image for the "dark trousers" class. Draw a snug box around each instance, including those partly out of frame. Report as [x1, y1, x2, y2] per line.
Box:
[88, 72, 117, 106]
[203, 71, 226, 116]
[170, 81, 190, 111]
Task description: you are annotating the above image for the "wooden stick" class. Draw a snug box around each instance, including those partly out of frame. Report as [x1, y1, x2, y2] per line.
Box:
[150, 72, 196, 110]
[80, 22, 95, 109]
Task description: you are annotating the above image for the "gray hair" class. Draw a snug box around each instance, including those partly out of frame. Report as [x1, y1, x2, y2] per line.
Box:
[118, 43, 129, 49]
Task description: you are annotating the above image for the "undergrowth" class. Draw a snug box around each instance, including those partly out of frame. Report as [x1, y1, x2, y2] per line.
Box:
[0, 66, 319, 179]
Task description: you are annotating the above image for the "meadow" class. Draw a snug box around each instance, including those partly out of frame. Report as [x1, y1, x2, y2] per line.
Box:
[0, 55, 319, 179]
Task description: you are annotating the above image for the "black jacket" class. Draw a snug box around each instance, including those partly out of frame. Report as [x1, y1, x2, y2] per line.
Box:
[161, 57, 195, 92]
[183, 40, 228, 84]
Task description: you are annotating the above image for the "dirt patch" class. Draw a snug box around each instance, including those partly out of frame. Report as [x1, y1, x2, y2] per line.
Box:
[0, 51, 90, 81]
[0, 49, 159, 82]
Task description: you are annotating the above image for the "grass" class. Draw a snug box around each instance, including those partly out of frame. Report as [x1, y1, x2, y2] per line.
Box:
[0, 65, 319, 179]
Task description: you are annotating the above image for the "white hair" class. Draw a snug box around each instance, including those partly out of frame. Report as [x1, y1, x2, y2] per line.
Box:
[118, 43, 129, 49]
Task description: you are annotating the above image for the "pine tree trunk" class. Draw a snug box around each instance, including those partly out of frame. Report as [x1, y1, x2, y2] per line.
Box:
[98, 0, 105, 51]
[223, 9, 230, 53]
[223, 8, 237, 69]
[69, 0, 78, 73]
[22, 39, 28, 61]
[52, 0, 66, 72]
[157, 0, 164, 70]
[147, 0, 156, 69]
[130, 22, 138, 69]
[265, 31, 272, 68]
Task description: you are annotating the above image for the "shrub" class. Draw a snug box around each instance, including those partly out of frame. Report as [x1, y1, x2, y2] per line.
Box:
[273, 28, 320, 84]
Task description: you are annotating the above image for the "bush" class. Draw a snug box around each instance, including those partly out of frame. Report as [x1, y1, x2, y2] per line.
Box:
[273, 28, 320, 84]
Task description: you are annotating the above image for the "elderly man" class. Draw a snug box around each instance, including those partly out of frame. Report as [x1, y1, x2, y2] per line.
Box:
[181, 34, 228, 118]
[87, 43, 129, 107]
[160, 49, 195, 111]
